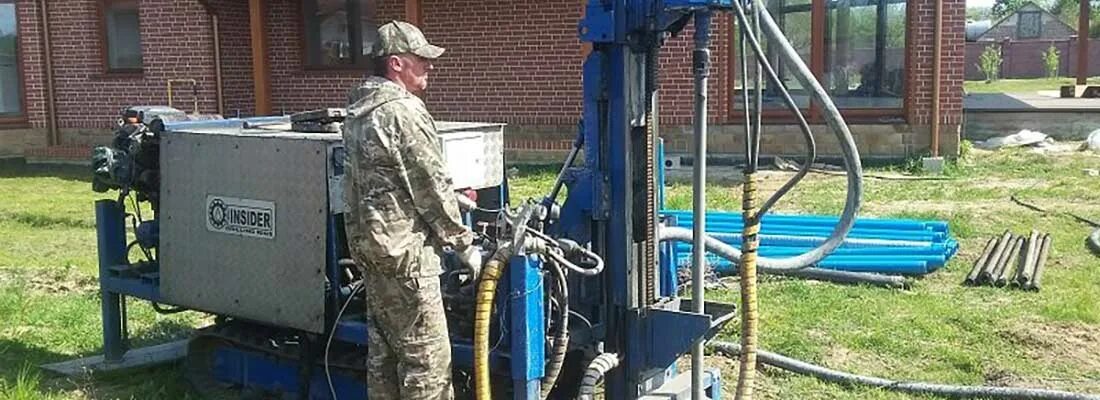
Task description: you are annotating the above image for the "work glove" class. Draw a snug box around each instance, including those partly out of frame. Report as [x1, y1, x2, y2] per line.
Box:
[455, 190, 478, 212]
[457, 245, 483, 281]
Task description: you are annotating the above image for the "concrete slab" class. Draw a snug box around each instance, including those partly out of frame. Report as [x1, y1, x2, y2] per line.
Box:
[965, 92, 1100, 111]
[922, 157, 945, 175]
[40, 340, 188, 376]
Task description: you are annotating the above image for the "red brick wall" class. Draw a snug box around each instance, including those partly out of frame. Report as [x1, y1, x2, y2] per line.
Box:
[8, 0, 966, 158]
[965, 38, 1100, 80]
[206, 0, 254, 117]
[19, 0, 220, 137]
[653, 13, 732, 125]
[264, 0, 404, 114]
[15, 0, 46, 130]
[418, 3, 731, 126]
[907, 0, 966, 127]
[419, 0, 582, 126]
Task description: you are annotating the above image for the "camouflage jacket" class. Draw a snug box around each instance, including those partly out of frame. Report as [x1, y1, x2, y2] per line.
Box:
[343, 76, 472, 277]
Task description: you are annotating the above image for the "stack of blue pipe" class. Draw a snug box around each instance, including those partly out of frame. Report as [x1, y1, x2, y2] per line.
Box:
[662, 210, 959, 276]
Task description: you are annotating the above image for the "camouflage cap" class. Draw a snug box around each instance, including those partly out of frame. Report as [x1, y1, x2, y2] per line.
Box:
[374, 20, 445, 59]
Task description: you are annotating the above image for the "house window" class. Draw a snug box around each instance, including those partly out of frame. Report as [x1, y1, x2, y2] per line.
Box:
[735, 0, 907, 114]
[825, 0, 907, 108]
[735, 0, 813, 111]
[0, 0, 22, 117]
[1017, 11, 1041, 39]
[101, 0, 143, 72]
[303, 0, 376, 68]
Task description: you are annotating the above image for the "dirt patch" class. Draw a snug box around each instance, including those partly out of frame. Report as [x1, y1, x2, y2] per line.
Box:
[863, 200, 1009, 215]
[982, 366, 1100, 394]
[864, 198, 1098, 217]
[969, 178, 1049, 190]
[998, 319, 1100, 380]
[822, 346, 906, 376]
[0, 267, 98, 295]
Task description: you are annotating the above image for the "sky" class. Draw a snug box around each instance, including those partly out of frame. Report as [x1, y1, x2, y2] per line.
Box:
[0, 4, 14, 36]
[968, 0, 995, 8]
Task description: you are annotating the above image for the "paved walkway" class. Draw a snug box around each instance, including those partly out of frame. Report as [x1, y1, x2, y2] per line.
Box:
[965, 92, 1100, 111]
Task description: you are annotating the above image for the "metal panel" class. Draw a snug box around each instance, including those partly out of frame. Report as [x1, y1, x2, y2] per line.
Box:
[160, 131, 329, 333]
[438, 122, 504, 189]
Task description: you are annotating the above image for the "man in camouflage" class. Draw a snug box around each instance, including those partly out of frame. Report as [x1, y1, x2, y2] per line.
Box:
[342, 20, 481, 400]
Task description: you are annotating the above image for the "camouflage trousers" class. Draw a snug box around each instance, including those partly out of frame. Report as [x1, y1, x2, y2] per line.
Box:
[363, 272, 454, 400]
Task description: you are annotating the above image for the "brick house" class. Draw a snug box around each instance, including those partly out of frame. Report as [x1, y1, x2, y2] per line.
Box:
[974, 2, 1076, 42]
[964, 3, 1096, 79]
[0, 0, 965, 163]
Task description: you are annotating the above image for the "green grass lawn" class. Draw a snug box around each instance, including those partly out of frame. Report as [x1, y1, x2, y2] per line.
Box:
[2, 145, 1099, 399]
[964, 76, 1100, 94]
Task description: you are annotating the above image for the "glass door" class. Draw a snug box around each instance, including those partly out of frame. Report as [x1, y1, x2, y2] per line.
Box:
[0, 0, 22, 117]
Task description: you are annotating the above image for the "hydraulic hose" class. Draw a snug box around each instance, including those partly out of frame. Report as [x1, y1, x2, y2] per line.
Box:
[1088, 227, 1100, 256]
[736, 174, 761, 400]
[474, 258, 506, 400]
[711, 341, 1100, 400]
[735, 6, 817, 222]
[770, 267, 907, 288]
[576, 352, 621, 400]
[724, 0, 865, 272]
[540, 259, 570, 399]
[544, 132, 583, 210]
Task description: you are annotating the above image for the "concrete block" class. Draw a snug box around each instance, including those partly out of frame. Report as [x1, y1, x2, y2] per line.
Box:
[41, 340, 187, 376]
[922, 156, 945, 174]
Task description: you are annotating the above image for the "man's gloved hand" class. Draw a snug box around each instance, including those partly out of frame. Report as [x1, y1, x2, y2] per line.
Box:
[457, 245, 483, 281]
[455, 189, 478, 212]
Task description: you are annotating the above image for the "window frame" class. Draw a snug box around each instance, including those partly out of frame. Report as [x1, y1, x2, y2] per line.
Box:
[0, 0, 27, 125]
[729, 0, 910, 124]
[1016, 11, 1042, 39]
[299, 0, 378, 71]
[97, 0, 144, 75]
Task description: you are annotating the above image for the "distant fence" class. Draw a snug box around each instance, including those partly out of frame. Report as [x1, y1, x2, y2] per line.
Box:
[965, 37, 1100, 80]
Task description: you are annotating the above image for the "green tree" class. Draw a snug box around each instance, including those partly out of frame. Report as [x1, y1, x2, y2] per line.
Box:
[1042, 44, 1060, 78]
[1050, 0, 1100, 38]
[992, 0, 1030, 19]
[968, 6, 993, 20]
[0, 34, 14, 56]
[978, 44, 1003, 82]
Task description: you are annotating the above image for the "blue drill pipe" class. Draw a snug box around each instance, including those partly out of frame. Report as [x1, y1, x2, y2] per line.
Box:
[671, 223, 943, 241]
[662, 211, 949, 232]
[680, 255, 930, 275]
[672, 243, 947, 256]
[675, 227, 942, 242]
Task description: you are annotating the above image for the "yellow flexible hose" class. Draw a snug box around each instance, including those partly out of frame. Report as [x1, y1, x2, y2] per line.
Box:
[474, 259, 505, 400]
[735, 173, 760, 400]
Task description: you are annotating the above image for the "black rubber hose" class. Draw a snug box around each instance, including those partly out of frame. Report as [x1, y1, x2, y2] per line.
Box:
[151, 301, 187, 314]
[1088, 227, 1100, 256]
[711, 341, 1100, 399]
[769, 267, 908, 289]
[576, 353, 620, 400]
[540, 260, 569, 399]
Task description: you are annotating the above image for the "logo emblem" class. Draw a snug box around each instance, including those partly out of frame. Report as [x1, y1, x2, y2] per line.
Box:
[205, 195, 276, 239]
[208, 198, 227, 229]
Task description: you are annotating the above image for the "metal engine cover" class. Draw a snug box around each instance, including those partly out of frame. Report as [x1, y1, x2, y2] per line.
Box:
[157, 121, 504, 333]
[160, 130, 337, 333]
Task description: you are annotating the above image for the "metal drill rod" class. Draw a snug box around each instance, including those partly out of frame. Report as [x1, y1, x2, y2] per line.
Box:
[691, 10, 712, 400]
